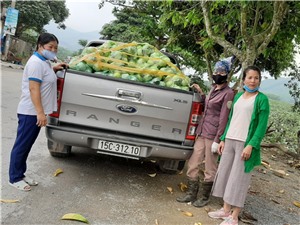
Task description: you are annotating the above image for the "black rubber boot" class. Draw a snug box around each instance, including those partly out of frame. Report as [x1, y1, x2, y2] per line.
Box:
[192, 181, 213, 207]
[176, 179, 199, 203]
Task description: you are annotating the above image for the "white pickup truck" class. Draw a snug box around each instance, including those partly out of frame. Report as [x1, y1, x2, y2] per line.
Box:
[45, 40, 203, 172]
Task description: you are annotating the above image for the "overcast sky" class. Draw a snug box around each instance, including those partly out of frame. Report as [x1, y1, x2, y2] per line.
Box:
[64, 0, 116, 32]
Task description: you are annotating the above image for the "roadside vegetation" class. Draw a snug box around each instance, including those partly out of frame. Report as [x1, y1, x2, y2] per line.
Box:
[264, 100, 300, 154]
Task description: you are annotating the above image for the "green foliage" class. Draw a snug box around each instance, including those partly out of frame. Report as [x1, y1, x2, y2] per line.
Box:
[57, 46, 74, 62]
[189, 75, 209, 94]
[2, 1, 69, 36]
[100, 1, 167, 48]
[78, 40, 88, 48]
[98, 0, 300, 109]
[264, 100, 300, 153]
[283, 62, 300, 112]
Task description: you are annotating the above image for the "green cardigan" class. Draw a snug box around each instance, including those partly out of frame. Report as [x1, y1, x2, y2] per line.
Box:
[220, 91, 270, 173]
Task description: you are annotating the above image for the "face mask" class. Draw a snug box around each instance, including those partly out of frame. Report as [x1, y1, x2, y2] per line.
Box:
[213, 74, 228, 84]
[41, 49, 57, 61]
[243, 85, 259, 93]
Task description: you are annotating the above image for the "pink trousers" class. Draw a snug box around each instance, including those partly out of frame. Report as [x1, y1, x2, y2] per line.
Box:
[186, 136, 219, 182]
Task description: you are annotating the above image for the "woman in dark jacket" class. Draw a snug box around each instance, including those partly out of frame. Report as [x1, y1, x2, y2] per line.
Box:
[177, 58, 235, 207]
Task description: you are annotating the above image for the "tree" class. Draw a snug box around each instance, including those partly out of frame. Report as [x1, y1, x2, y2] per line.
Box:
[78, 39, 88, 48]
[2, 1, 69, 40]
[200, 1, 290, 86]
[98, 1, 299, 107]
[284, 63, 300, 112]
[161, 1, 300, 88]
[99, 1, 168, 49]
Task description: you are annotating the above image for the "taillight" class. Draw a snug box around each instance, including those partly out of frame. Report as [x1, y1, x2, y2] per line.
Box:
[185, 101, 203, 140]
[49, 77, 64, 118]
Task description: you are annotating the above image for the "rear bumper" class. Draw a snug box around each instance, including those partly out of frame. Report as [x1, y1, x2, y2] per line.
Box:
[45, 125, 193, 160]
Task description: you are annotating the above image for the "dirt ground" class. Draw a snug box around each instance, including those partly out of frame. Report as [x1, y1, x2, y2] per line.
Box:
[228, 147, 300, 225]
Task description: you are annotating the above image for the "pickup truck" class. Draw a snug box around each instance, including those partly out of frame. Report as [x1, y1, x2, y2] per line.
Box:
[45, 40, 203, 172]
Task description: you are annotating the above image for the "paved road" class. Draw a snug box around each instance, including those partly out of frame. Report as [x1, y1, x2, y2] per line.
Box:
[1, 66, 222, 225]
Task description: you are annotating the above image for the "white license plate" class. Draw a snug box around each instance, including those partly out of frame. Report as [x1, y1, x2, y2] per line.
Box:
[98, 140, 141, 156]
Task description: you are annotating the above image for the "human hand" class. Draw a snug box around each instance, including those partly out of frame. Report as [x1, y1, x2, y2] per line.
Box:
[36, 113, 47, 127]
[191, 84, 204, 94]
[241, 145, 252, 161]
[218, 141, 225, 155]
[211, 142, 219, 153]
[53, 63, 69, 72]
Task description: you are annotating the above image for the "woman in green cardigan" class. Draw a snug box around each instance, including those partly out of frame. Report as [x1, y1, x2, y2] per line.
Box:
[208, 66, 270, 225]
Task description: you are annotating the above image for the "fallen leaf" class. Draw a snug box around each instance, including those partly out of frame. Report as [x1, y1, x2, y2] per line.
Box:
[204, 206, 211, 213]
[167, 186, 173, 194]
[271, 198, 280, 204]
[177, 208, 193, 217]
[249, 190, 260, 195]
[272, 169, 286, 178]
[183, 211, 193, 217]
[288, 207, 295, 213]
[178, 182, 187, 192]
[0, 199, 20, 203]
[61, 213, 89, 224]
[293, 201, 300, 208]
[294, 163, 300, 169]
[271, 154, 277, 159]
[53, 168, 63, 177]
[261, 160, 270, 168]
[148, 173, 156, 177]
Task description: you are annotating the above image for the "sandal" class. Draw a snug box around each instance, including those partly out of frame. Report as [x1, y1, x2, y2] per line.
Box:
[23, 177, 38, 186]
[9, 180, 31, 191]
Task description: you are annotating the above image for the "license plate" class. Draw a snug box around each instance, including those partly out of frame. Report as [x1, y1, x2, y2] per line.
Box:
[98, 140, 141, 156]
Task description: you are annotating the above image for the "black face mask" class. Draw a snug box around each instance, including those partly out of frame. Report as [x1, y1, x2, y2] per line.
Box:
[213, 74, 228, 84]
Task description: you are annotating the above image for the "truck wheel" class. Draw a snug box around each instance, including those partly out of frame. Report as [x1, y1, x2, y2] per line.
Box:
[47, 139, 71, 158]
[158, 160, 186, 174]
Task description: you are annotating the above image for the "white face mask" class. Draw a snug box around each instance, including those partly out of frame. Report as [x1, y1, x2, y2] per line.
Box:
[41, 49, 57, 61]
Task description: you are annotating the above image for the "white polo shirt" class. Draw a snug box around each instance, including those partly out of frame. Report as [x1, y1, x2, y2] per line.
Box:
[17, 52, 57, 115]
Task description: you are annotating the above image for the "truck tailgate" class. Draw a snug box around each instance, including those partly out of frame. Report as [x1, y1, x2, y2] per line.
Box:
[59, 70, 193, 142]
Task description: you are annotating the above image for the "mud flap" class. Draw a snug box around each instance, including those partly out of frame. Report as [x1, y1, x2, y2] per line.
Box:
[47, 139, 72, 158]
[158, 160, 186, 174]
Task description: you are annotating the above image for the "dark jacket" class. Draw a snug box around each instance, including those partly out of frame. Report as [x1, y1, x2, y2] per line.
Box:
[196, 84, 234, 143]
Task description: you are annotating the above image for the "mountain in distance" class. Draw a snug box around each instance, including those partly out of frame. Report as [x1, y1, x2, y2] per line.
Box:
[260, 77, 293, 104]
[44, 22, 101, 51]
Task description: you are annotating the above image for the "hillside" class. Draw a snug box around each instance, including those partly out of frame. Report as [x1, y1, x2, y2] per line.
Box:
[44, 22, 101, 51]
[260, 78, 293, 104]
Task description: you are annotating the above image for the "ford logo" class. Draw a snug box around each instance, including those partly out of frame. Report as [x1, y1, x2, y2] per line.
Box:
[116, 104, 137, 113]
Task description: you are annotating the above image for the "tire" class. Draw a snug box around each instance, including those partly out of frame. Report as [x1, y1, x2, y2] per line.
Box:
[158, 160, 186, 174]
[47, 139, 72, 158]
